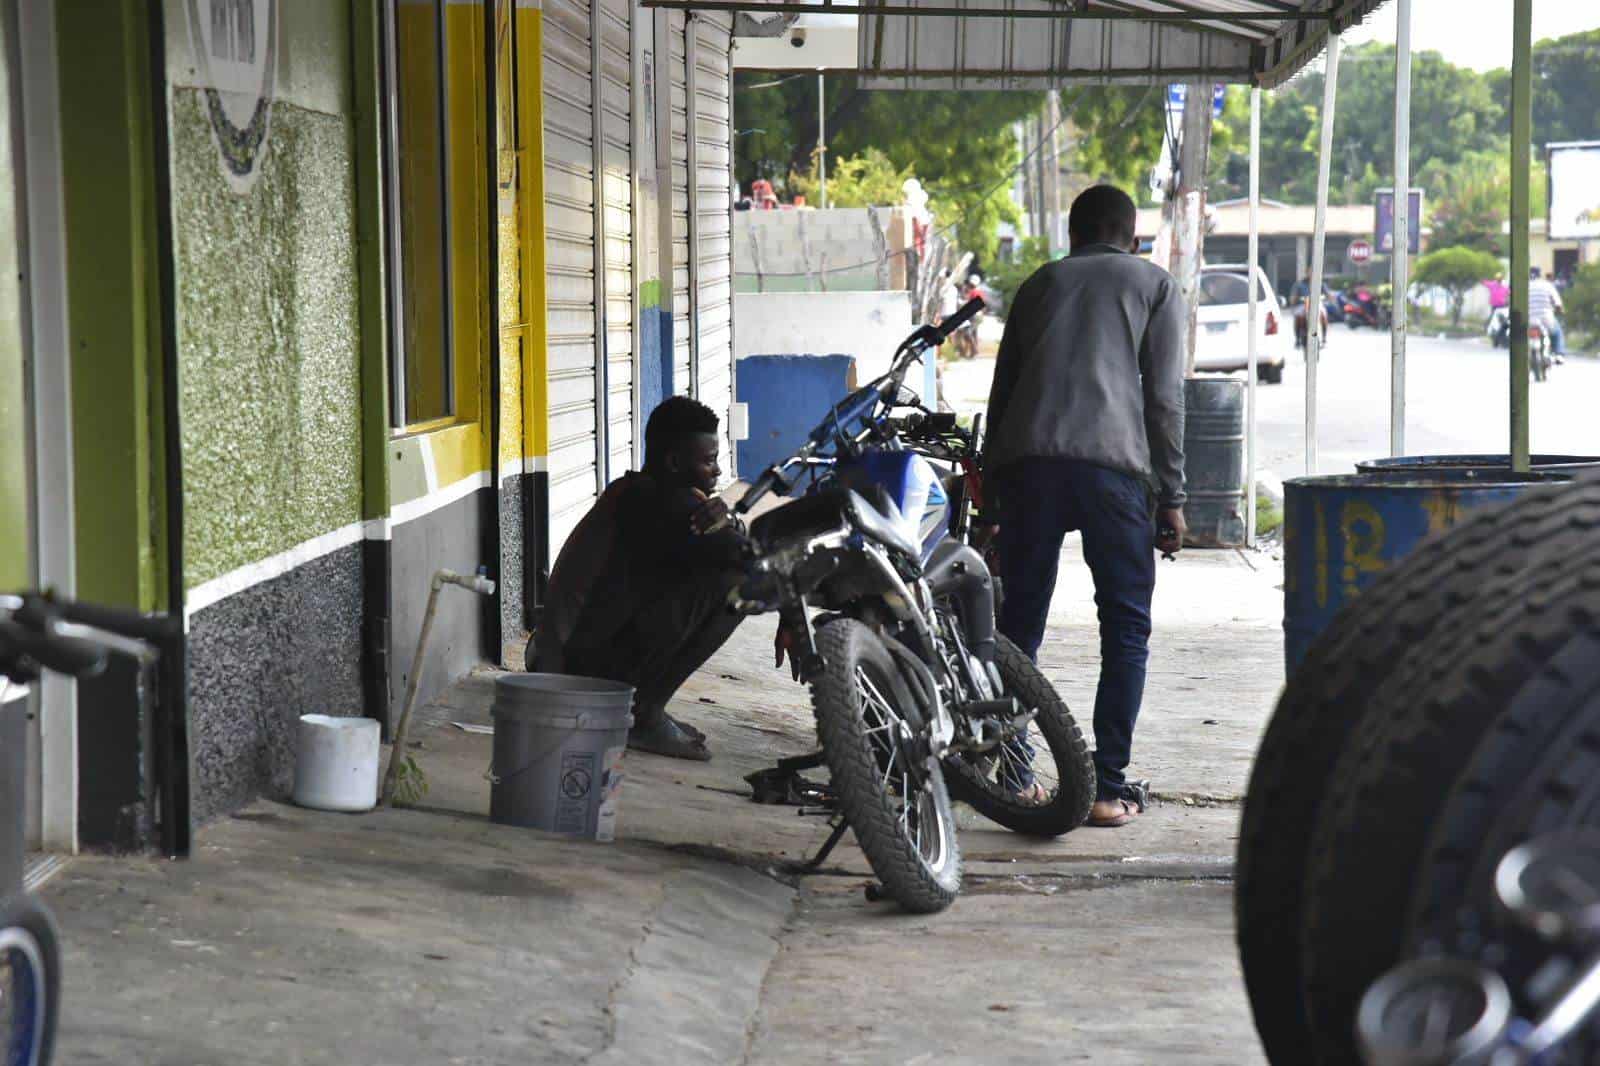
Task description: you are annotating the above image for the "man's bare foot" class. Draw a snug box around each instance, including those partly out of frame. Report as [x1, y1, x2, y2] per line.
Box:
[1088, 798, 1140, 828]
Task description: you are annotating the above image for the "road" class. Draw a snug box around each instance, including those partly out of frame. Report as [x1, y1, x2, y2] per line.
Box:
[941, 325, 1600, 479]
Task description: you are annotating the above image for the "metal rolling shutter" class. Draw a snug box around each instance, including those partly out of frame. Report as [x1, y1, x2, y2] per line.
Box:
[597, 0, 633, 477]
[666, 12, 692, 405]
[690, 13, 733, 472]
[542, 0, 600, 550]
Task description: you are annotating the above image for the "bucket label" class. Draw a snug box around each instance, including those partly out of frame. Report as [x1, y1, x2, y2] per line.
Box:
[556, 751, 596, 835]
[595, 746, 626, 844]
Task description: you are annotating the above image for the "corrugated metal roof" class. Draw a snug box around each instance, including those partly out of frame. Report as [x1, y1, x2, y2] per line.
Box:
[855, 0, 1387, 89]
[669, 0, 1392, 89]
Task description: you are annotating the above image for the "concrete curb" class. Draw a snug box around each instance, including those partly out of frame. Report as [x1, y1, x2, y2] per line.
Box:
[587, 865, 797, 1066]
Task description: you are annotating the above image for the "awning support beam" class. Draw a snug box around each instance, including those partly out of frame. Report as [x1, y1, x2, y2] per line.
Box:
[1306, 32, 1340, 476]
[1389, 0, 1410, 457]
[1246, 86, 1261, 547]
[1509, 0, 1531, 470]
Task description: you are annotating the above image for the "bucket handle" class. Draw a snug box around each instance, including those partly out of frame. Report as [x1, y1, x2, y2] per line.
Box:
[483, 714, 627, 786]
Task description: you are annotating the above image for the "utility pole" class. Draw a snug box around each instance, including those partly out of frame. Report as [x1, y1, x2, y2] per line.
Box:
[1390, 0, 1412, 457]
[1172, 82, 1214, 375]
[1034, 108, 1048, 247]
[817, 74, 827, 209]
[1510, 0, 1532, 470]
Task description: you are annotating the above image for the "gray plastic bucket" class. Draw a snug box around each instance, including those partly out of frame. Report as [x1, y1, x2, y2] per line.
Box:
[489, 673, 634, 841]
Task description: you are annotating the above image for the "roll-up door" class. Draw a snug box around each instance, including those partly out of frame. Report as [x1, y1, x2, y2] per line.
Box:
[541, 0, 600, 550]
[690, 13, 733, 473]
[596, 0, 633, 478]
[666, 12, 691, 405]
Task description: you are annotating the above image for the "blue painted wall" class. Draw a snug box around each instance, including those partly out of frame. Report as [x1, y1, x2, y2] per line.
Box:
[735, 354, 855, 480]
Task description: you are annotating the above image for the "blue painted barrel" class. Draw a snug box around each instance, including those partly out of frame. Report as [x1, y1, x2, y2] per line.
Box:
[1355, 453, 1600, 476]
[1283, 471, 1571, 673]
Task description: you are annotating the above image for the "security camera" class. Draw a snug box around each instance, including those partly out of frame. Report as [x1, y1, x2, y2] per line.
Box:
[789, 27, 806, 48]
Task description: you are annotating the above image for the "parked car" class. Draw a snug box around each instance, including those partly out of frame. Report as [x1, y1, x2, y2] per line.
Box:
[1194, 264, 1290, 384]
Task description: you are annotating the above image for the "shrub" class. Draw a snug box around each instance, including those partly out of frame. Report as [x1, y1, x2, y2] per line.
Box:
[1414, 245, 1502, 327]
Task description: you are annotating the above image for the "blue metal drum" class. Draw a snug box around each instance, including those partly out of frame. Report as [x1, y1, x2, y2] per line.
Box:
[1355, 453, 1600, 476]
[1283, 471, 1570, 673]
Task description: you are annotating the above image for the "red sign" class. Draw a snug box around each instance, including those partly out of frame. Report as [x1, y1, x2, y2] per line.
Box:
[1348, 239, 1373, 264]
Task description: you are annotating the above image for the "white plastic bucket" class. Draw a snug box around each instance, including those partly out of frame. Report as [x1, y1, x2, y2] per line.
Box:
[293, 714, 380, 812]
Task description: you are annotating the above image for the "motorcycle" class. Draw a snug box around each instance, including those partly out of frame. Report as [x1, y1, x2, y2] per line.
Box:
[1294, 298, 1329, 350]
[1487, 307, 1510, 349]
[1344, 288, 1390, 330]
[1529, 323, 1552, 382]
[731, 297, 1095, 913]
[1, 593, 171, 1066]
[1358, 832, 1600, 1065]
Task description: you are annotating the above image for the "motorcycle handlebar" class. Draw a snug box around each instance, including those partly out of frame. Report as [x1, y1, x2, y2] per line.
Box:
[931, 296, 985, 345]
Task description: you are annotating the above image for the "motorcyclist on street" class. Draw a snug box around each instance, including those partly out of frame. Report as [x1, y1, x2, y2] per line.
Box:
[1529, 266, 1567, 365]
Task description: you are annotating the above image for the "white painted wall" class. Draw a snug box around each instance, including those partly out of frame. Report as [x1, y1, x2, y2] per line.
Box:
[734, 290, 916, 386]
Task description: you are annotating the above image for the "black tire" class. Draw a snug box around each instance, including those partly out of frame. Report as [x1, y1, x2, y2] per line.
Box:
[1407, 629, 1600, 987]
[812, 619, 962, 913]
[1258, 362, 1284, 385]
[1296, 479, 1600, 1065]
[1234, 482, 1575, 1065]
[1, 893, 61, 1066]
[942, 634, 1094, 838]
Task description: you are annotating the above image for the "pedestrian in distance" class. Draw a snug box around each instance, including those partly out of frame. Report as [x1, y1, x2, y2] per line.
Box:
[982, 183, 1187, 828]
[529, 397, 750, 761]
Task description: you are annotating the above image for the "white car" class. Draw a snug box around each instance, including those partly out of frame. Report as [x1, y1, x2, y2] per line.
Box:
[1193, 264, 1290, 384]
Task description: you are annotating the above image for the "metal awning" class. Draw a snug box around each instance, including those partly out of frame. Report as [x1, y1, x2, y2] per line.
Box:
[652, 0, 1388, 89]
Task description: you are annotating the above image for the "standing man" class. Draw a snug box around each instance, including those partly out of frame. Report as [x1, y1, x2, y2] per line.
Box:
[983, 184, 1187, 828]
[1529, 267, 1567, 363]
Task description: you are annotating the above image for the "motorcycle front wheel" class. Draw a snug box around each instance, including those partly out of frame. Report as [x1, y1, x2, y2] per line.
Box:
[943, 634, 1095, 837]
[1, 895, 60, 1066]
[811, 619, 962, 913]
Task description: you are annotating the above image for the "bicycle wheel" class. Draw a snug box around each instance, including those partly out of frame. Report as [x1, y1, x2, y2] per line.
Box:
[1, 894, 60, 1066]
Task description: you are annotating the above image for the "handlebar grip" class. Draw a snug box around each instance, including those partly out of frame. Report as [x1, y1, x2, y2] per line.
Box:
[736, 468, 780, 515]
[0, 620, 109, 679]
[932, 296, 985, 344]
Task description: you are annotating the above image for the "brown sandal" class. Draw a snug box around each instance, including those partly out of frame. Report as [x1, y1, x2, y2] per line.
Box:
[1088, 798, 1140, 828]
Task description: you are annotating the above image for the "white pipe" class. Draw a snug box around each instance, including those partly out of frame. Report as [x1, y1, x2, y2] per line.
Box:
[1307, 35, 1342, 476]
[1391, 0, 1412, 457]
[1247, 87, 1261, 547]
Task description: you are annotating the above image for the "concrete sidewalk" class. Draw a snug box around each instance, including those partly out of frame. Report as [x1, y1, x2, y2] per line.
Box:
[44, 538, 1283, 1064]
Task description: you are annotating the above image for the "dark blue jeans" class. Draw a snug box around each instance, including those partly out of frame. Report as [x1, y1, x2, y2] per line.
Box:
[994, 457, 1157, 802]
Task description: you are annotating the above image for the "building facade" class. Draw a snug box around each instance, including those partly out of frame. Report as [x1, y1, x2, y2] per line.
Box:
[1, 0, 736, 856]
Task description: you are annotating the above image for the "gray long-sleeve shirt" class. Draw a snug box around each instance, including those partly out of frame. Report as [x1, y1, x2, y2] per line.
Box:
[983, 243, 1188, 507]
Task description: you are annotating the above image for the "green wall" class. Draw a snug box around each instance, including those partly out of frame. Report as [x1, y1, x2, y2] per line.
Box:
[166, 2, 364, 588]
[0, 7, 26, 592]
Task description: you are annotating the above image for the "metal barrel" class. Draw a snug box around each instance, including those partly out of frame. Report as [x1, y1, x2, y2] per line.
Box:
[1355, 453, 1600, 476]
[1183, 377, 1246, 548]
[1283, 471, 1572, 673]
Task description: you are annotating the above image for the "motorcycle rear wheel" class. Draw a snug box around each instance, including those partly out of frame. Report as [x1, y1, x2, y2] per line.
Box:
[812, 619, 962, 913]
[1, 894, 60, 1066]
[944, 634, 1094, 838]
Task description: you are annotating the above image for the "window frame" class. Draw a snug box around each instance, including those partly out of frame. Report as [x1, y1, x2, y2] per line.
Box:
[381, 0, 456, 431]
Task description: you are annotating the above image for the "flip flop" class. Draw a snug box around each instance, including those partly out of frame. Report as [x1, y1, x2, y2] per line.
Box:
[666, 713, 706, 745]
[1087, 798, 1140, 828]
[627, 717, 712, 762]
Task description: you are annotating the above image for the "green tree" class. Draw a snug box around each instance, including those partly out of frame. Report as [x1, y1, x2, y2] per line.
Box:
[735, 73, 1040, 260]
[1566, 263, 1600, 340]
[1418, 149, 1549, 255]
[788, 147, 914, 208]
[1486, 30, 1600, 146]
[1414, 246, 1502, 327]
